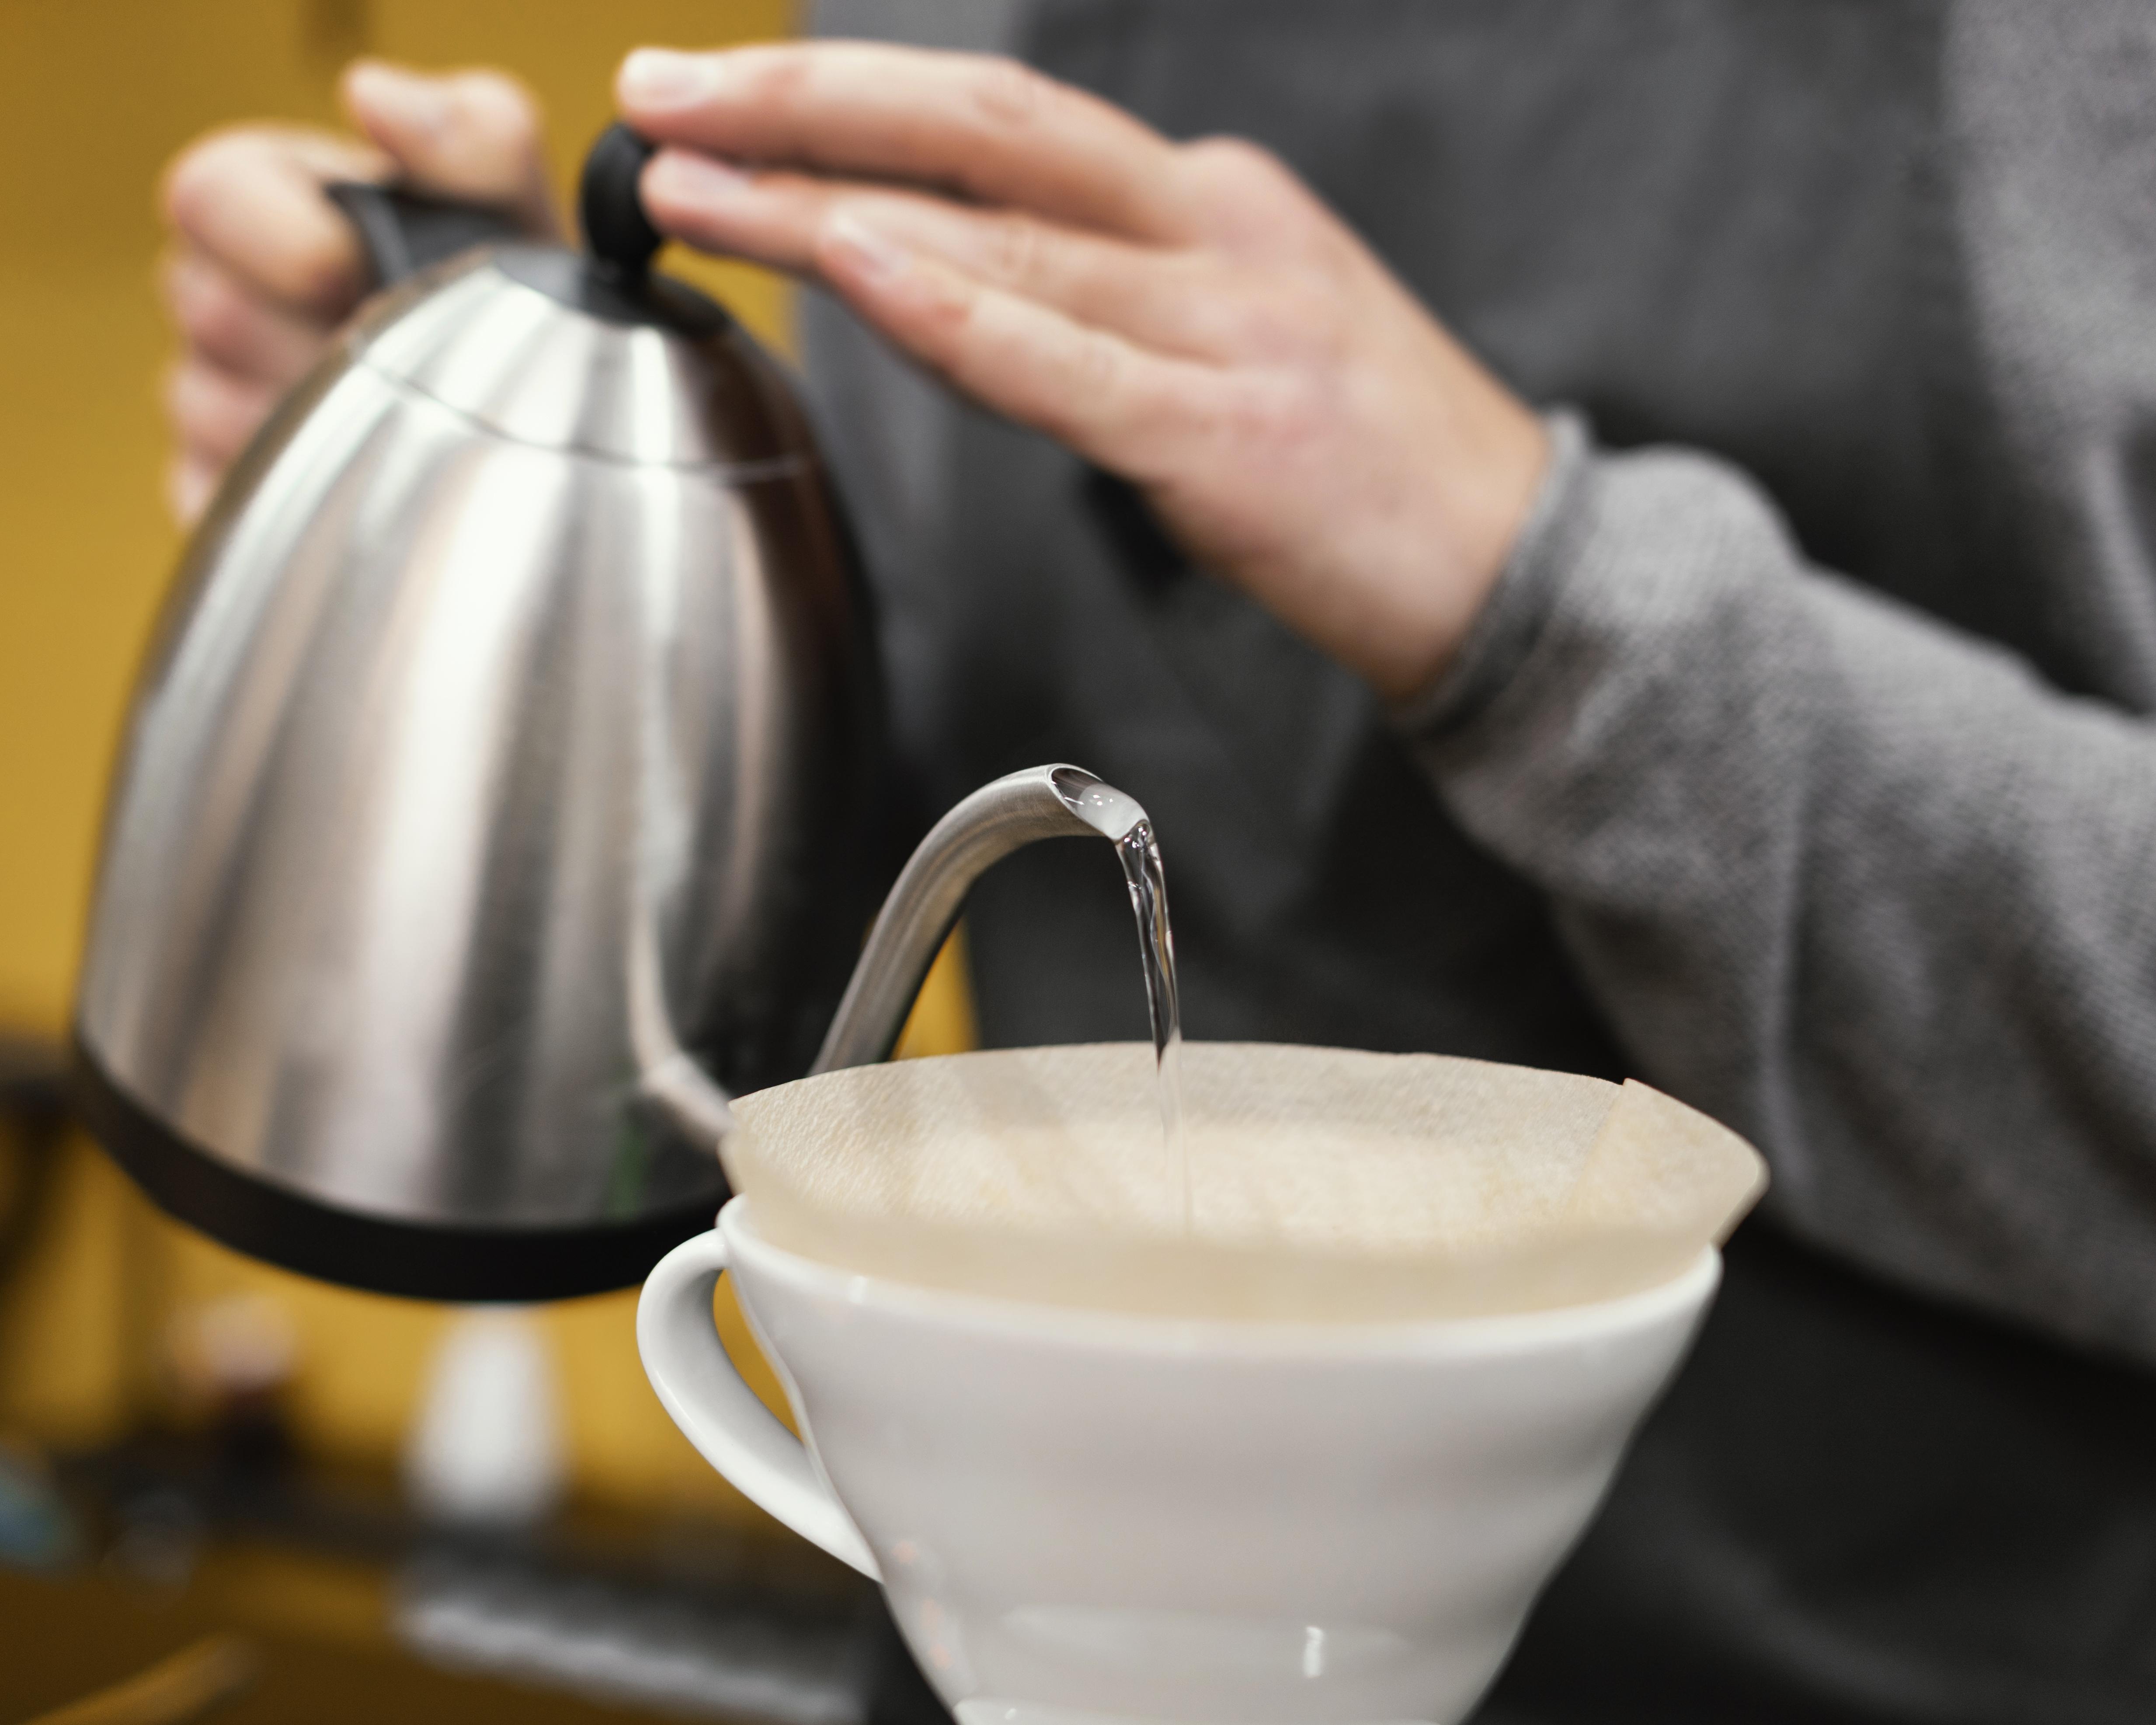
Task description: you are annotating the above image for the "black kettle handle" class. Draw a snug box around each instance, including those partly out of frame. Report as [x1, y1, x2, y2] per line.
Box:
[323, 124, 662, 293]
[323, 182, 526, 291]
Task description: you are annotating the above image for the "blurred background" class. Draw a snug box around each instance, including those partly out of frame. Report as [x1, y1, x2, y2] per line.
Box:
[0, 1, 969, 1717]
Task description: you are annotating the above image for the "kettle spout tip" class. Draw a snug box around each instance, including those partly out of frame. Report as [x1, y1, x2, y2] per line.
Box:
[1048, 764, 1148, 844]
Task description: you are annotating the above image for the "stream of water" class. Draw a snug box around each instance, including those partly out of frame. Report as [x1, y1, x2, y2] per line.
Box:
[1048, 768, 1189, 1227]
[1114, 817, 1188, 1230]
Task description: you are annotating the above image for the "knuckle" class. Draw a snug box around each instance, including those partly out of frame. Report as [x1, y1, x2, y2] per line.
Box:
[160, 127, 255, 233]
[174, 270, 249, 356]
[741, 46, 813, 108]
[988, 212, 1047, 289]
[1202, 367, 1323, 464]
[450, 69, 543, 156]
[972, 55, 1053, 131]
[1072, 328, 1129, 414]
[891, 264, 977, 356]
[1177, 135, 1325, 251]
[1182, 134, 1289, 195]
[1267, 271, 1351, 360]
[161, 129, 357, 312]
[164, 363, 219, 444]
[198, 378, 271, 456]
[280, 241, 358, 316]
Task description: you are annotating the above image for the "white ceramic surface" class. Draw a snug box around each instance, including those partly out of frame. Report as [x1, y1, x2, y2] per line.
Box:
[639, 1199, 1719, 1725]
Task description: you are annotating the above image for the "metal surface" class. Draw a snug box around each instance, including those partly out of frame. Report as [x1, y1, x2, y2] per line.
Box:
[813, 766, 1148, 1074]
[77, 248, 875, 1257]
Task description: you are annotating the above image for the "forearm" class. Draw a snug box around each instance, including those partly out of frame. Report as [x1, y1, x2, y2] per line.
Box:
[1407, 416, 2156, 1362]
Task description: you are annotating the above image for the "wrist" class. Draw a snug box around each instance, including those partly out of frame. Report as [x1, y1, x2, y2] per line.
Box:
[1359, 397, 1551, 703]
[1389, 409, 1594, 734]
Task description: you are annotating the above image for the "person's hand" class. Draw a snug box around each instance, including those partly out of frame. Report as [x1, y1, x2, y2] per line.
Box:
[619, 42, 1547, 702]
[157, 63, 557, 525]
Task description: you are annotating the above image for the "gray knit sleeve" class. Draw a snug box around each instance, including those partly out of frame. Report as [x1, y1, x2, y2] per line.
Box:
[1401, 417, 2156, 1364]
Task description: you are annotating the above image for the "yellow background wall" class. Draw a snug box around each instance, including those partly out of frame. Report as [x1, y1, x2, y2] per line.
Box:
[0, 0, 975, 1522]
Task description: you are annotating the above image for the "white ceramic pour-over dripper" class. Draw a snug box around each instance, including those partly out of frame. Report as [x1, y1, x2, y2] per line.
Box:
[640, 1199, 1718, 1725]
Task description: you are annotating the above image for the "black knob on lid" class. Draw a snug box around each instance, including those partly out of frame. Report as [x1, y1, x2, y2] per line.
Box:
[581, 124, 663, 278]
[493, 120, 726, 332]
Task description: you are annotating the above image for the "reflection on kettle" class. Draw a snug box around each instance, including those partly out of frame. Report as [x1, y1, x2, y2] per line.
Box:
[71, 127, 1156, 1307]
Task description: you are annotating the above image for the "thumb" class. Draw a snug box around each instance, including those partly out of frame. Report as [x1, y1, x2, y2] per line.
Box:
[341, 60, 560, 238]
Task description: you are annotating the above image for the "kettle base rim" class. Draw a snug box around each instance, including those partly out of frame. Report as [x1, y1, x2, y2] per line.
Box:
[70, 1035, 724, 1303]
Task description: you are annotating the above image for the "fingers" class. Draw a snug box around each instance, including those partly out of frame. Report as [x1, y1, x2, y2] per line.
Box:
[644, 154, 1258, 363]
[641, 132, 1228, 452]
[165, 356, 280, 499]
[162, 125, 389, 317]
[618, 42, 1190, 242]
[165, 359, 278, 466]
[160, 66, 557, 323]
[156, 61, 559, 525]
[813, 212, 1214, 477]
[159, 124, 371, 526]
[159, 248, 331, 389]
[622, 45, 1543, 697]
[341, 60, 559, 238]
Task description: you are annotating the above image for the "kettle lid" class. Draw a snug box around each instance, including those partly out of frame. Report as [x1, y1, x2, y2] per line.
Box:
[340, 126, 796, 471]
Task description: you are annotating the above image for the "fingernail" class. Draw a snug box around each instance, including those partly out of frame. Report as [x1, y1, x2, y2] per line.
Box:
[347, 61, 452, 136]
[646, 150, 753, 209]
[620, 48, 719, 109]
[825, 211, 911, 284]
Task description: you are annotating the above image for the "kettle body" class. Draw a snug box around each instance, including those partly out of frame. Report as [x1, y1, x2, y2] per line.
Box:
[75, 230, 878, 1298]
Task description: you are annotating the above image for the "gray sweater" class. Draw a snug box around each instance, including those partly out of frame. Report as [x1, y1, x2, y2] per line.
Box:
[1400, 0, 2156, 1367]
[803, 0, 2156, 1714]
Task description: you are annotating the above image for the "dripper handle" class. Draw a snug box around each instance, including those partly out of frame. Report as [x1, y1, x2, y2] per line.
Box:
[812, 765, 1151, 1074]
[638, 1219, 880, 1578]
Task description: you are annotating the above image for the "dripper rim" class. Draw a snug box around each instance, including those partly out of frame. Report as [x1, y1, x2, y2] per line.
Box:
[718, 1196, 1721, 1356]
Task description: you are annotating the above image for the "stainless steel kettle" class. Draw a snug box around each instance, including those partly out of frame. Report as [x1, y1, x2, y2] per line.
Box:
[72, 128, 889, 1300]
[73, 128, 1168, 1305]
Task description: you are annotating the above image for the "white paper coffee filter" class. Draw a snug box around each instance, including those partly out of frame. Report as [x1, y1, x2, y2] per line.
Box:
[723, 1043, 1766, 1321]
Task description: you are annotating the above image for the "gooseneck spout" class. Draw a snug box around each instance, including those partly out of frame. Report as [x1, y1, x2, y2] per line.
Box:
[812, 765, 1151, 1074]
